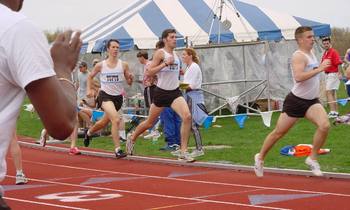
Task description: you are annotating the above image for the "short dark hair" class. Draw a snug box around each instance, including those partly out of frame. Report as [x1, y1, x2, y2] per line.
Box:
[322, 37, 331, 42]
[106, 39, 120, 49]
[79, 61, 87, 67]
[294, 26, 313, 40]
[137, 50, 148, 59]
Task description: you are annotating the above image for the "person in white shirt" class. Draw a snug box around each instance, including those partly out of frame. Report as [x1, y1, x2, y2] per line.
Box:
[0, 1, 81, 208]
[254, 26, 331, 177]
[85, 39, 133, 159]
[182, 48, 208, 158]
[126, 29, 193, 162]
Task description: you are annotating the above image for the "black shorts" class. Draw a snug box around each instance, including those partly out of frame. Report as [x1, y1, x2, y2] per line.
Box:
[144, 85, 156, 108]
[153, 86, 183, 107]
[96, 90, 123, 111]
[282, 92, 320, 118]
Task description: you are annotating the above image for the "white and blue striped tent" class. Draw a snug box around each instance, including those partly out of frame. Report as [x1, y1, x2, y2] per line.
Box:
[81, 0, 330, 53]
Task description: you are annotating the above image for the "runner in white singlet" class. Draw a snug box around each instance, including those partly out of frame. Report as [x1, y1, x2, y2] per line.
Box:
[85, 39, 133, 159]
[254, 27, 331, 177]
[126, 29, 194, 162]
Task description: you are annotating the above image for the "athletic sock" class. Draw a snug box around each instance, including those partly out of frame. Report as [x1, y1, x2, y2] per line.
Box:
[115, 147, 121, 153]
[119, 130, 126, 139]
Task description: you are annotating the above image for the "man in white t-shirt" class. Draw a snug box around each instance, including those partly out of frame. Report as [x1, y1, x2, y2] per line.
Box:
[0, 1, 81, 208]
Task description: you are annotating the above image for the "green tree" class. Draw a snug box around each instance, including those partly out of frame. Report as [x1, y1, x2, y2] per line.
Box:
[331, 27, 350, 57]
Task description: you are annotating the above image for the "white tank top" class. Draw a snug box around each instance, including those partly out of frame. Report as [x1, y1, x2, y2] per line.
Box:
[291, 50, 320, 100]
[100, 59, 125, 96]
[156, 49, 180, 90]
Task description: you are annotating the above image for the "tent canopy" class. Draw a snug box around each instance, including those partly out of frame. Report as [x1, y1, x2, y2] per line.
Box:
[81, 0, 330, 53]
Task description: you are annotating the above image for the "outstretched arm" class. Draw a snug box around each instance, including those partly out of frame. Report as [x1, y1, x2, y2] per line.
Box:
[26, 31, 82, 140]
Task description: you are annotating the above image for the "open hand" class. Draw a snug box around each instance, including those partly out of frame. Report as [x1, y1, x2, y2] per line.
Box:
[50, 30, 82, 78]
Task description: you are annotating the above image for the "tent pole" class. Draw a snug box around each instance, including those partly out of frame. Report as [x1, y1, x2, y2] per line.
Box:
[218, 0, 224, 44]
[265, 41, 271, 111]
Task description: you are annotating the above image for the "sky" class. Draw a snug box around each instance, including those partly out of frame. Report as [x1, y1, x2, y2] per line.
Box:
[21, 0, 349, 31]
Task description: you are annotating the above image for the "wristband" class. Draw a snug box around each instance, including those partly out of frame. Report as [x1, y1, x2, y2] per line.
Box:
[58, 77, 75, 88]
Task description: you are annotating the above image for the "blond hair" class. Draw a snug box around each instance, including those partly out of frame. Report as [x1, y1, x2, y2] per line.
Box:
[184, 48, 199, 64]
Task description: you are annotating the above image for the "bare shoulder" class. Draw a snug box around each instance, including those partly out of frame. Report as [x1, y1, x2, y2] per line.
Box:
[292, 51, 307, 63]
[122, 61, 129, 68]
[94, 62, 103, 71]
[154, 49, 165, 59]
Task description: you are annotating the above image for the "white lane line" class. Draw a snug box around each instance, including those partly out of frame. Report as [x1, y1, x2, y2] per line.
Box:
[146, 201, 205, 210]
[194, 189, 265, 199]
[4, 196, 89, 210]
[47, 173, 110, 182]
[6, 175, 289, 210]
[149, 190, 265, 210]
[20, 159, 350, 198]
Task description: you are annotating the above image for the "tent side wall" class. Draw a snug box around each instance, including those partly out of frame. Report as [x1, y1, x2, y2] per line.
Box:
[79, 40, 324, 112]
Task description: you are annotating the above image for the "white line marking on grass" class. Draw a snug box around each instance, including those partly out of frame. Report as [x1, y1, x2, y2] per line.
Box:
[20, 159, 350, 198]
[6, 175, 288, 210]
[4, 196, 89, 210]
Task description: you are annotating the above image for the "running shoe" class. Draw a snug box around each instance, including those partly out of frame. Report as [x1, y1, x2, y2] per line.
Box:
[38, 129, 47, 147]
[83, 129, 92, 147]
[120, 136, 127, 143]
[69, 147, 81, 155]
[170, 149, 181, 157]
[143, 130, 161, 139]
[190, 149, 205, 158]
[305, 156, 323, 176]
[15, 173, 28, 185]
[178, 151, 195, 163]
[254, 153, 264, 177]
[159, 144, 179, 151]
[115, 149, 127, 159]
[328, 112, 338, 119]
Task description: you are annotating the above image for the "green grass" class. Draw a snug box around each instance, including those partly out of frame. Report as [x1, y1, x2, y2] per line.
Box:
[17, 88, 350, 173]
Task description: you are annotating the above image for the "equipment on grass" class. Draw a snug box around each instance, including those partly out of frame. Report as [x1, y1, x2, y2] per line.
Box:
[280, 144, 330, 157]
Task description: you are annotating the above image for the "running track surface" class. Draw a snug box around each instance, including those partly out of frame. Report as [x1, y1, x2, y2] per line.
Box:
[3, 146, 350, 210]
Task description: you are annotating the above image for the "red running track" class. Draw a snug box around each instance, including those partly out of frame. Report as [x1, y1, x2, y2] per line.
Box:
[2, 146, 350, 210]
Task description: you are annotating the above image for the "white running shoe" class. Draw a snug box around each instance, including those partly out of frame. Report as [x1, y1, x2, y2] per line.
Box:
[126, 135, 135, 155]
[328, 112, 338, 119]
[178, 152, 195, 163]
[38, 129, 47, 147]
[190, 149, 205, 158]
[305, 156, 323, 176]
[254, 153, 264, 177]
[171, 149, 182, 157]
[15, 173, 28, 185]
[143, 130, 161, 139]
